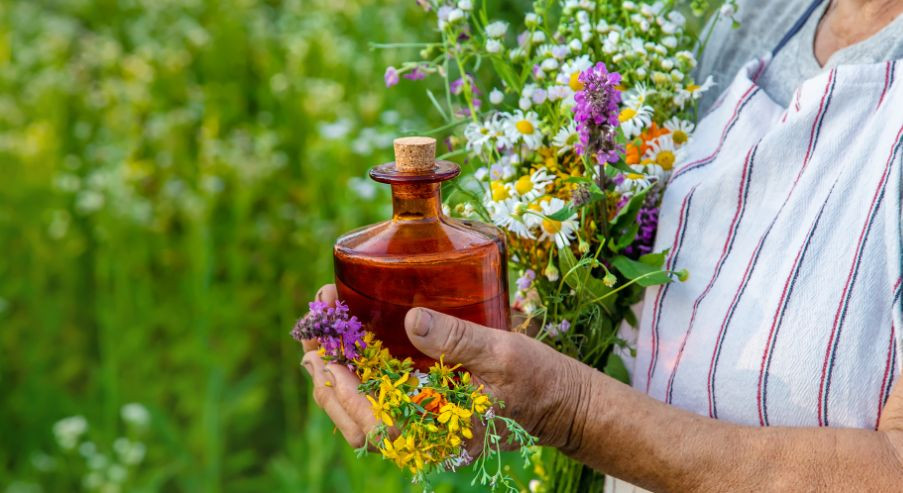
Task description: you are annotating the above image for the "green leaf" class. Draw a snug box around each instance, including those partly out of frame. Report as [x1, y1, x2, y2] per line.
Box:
[611, 255, 673, 287]
[604, 354, 631, 385]
[623, 307, 638, 327]
[489, 56, 519, 93]
[546, 205, 576, 221]
[558, 248, 615, 312]
[638, 249, 668, 268]
[609, 187, 649, 229]
[613, 221, 640, 251]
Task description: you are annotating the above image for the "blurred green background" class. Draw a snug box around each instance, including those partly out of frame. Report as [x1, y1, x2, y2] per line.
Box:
[0, 0, 533, 491]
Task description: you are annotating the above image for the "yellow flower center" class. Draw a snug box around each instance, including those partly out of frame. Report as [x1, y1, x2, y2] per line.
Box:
[491, 181, 509, 201]
[625, 172, 645, 180]
[514, 175, 534, 195]
[516, 119, 534, 135]
[672, 130, 688, 145]
[542, 218, 562, 234]
[656, 150, 676, 170]
[569, 72, 584, 91]
[687, 83, 701, 93]
[619, 108, 637, 123]
[480, 127, 489, 135]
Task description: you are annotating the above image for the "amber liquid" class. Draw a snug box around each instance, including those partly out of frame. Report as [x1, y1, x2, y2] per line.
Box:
[334, 176, 510, 370]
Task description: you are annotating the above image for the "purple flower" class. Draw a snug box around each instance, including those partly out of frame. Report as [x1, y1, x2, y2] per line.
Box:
[559, 319, 571, 333]
[574, 62, 623, 165]
[516, 269, 536, 291]
[384, 66, 400, 87]
[404, 65, 427, 80]
[291, 300, 367, 362]
[623, 206, 659, 259]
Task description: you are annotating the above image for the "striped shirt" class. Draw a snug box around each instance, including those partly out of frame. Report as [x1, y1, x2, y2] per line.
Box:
[633, 58, 903, 430]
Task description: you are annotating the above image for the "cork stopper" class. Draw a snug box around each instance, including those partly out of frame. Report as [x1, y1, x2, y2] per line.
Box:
[394, 136, 436, 173]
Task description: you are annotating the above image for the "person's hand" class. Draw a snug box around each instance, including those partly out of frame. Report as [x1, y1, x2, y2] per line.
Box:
[300, 284, 595, 453]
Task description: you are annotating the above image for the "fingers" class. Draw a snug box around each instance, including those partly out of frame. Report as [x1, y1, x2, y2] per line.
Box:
[316, 284, 337, 305]
[301, 285, 338, 352]
[404, 308, 510, 370]
[302, 351, 367, 448]
[325, 362, 379, 433]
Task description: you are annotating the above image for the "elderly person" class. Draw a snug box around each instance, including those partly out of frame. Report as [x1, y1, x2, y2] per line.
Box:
[302, 0, 903, 490]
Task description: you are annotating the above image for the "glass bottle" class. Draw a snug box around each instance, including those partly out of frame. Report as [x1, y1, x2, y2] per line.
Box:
[334, 137, 510, 370]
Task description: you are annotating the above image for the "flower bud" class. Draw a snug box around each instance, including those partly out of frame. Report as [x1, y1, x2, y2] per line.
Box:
[544, 264, 560, 282]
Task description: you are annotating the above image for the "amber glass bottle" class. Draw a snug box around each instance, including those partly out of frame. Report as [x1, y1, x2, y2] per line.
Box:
[334, 137, 510, 370]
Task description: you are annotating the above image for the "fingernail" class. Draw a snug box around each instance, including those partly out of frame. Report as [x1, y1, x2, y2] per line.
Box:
[315, 288, 325, 302]
[412, 308, 433, 337]
[302, 361, 313, 376]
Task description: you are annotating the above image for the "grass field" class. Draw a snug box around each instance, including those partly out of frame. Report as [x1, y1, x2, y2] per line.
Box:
[0, 0, 534, 491]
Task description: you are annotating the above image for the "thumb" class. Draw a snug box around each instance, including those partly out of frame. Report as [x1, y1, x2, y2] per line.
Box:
[404, 307, 506, 369]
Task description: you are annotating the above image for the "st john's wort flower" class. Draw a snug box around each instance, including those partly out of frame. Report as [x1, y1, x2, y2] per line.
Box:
[574, 62, 623, 164]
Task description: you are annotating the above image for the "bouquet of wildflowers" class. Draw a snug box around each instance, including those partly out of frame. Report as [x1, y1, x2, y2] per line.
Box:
[375, 0, 739, 490]
[292, 300, 537, 490]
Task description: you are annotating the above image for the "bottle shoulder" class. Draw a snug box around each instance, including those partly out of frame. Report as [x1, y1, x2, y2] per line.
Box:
[334, 217, 505, 258]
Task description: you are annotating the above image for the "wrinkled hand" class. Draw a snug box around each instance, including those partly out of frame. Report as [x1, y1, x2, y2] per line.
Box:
[301, 284, 593, 453]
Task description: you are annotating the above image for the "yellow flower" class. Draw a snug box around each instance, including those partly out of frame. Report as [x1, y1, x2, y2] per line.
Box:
[366, 389, 395, 427]
[430, 355, 462, 386]
[471, 388, 491, 414]
[491, 180, 509, 201]
[437, 403, 473, 433]
[569, 71, 584, 91]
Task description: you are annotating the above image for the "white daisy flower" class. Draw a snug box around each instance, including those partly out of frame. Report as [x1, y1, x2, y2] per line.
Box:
[618, 104, 653, 140]
[536, 197, 579, 249]
[616, 165, 653, 194]
[644, 134, 678, 171]
[505, 110, 543, 150]
[491, 198, 535, 239]
[552, 122, 579, 155]
[556, 55, 593, 88]
[512, 167, 555, 200]
[624, 84, 656, 107]
[464, 120, 494, 152]
[664, 117, 695, 146]
[486, 21, 508, 38]
[675, 75, 714, 107]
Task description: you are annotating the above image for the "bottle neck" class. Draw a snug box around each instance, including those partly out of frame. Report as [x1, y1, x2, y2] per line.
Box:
[391, 183, 443, 221]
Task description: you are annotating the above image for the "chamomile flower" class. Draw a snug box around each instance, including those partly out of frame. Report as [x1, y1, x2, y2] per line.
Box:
[675, 75, 714, 107]
[491, 198, 535, 239]
[535, 197, 579, 248]
[616, 165, 653, 194]
[556, 55, 593, 90]
[463, 120, 494, 152]
[644, 134, 678, 170]
[512, 167, 555, 200]
[664, 117, 694, 146]
[618, 104, 653, 139]
[624, 83, 655, 107]
[505, 110, 543, 150]
[552, 121, 579, 155]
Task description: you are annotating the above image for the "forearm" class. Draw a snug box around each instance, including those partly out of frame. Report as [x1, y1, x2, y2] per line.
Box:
[564, 364, 903, 492]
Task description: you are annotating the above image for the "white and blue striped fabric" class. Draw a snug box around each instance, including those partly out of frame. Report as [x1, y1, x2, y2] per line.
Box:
[633, 57, 903, 430]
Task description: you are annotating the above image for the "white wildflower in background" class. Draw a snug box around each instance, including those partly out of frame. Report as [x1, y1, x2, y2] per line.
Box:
[348, 177, 377, 200]
[53, 416, 88, 450]
[120, 403, 150, 428]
